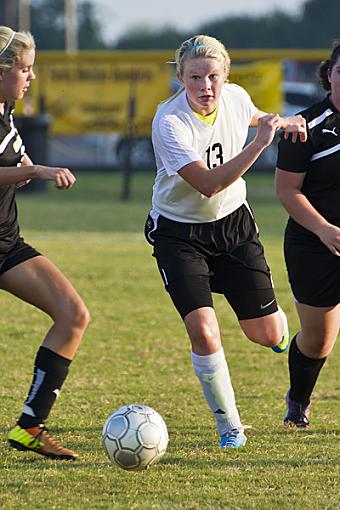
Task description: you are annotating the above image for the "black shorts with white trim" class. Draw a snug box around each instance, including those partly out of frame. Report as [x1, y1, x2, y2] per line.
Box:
[144, 205, 278, 320]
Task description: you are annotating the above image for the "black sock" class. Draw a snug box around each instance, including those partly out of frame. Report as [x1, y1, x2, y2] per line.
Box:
[288, 334, 326, 407]
[18, 346, 71, 429]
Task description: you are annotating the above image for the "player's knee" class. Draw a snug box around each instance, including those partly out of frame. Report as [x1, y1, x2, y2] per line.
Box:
[189, 322, 220, 353]
[301, 332, 335, 358]
[59, 298, 90, 332]
[312, 345, 330, 358]
[73, 300, 90, 331]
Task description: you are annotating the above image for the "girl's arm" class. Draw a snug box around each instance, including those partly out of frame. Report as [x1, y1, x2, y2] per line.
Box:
[0, 158, 76, 189]
[178, 114, 279, 197]
[251, 110, 307, 142]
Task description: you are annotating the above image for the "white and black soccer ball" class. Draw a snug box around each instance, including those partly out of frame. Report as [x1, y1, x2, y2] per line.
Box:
[102, 404, 169, 471]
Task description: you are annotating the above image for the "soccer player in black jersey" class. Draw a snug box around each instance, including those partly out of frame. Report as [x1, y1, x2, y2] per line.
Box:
[276, 41, 340, 428]
[0, 26, 89, 459]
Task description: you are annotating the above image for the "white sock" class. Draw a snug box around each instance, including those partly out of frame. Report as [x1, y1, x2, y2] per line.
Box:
[191, 348, 242, 436]
[278, 305, 289, 342]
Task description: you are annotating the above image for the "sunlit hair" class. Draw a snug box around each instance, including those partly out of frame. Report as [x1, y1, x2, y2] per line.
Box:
[0, 26, 35, 71]
[167, 35, 230, 102]
[318, 39, 340, 91]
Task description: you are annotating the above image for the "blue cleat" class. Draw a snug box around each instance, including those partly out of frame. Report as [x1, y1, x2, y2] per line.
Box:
[219, 429, 247, 448]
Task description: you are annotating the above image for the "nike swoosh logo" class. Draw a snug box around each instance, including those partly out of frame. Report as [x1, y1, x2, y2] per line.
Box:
[260, 299, 275, 309]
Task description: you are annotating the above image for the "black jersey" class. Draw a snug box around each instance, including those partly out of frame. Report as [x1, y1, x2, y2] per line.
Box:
[277, 95, 340, 227]
[0, 102, 25, 254]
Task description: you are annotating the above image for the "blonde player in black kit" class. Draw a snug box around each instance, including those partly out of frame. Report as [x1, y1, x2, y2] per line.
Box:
[145, 35, 307, 448]
[0, 26, 89, 460]
[276, 41, 340, 428]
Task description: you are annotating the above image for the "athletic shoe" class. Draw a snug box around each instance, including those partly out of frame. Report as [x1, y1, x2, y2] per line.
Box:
[219, 429, 247, 448]
[8, 423, 78, 460]
[284, 391, 311, 429]
[272, 307, 290, 353]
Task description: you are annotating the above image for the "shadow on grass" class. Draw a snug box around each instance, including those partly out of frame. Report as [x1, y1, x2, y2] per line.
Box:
[274, 428, 340, 436]
[161, 455, 340, 469]
[2, 424, 339, 472]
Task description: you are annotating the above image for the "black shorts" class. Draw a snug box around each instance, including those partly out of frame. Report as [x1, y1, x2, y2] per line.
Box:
[0, 238, 41, 276]
[145, 205, 278, 320]
[284, 220, 340, 307]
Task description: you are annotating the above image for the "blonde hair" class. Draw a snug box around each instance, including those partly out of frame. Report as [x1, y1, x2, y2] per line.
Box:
[167, 35, 230, 102]
[0, 26, 35, 71]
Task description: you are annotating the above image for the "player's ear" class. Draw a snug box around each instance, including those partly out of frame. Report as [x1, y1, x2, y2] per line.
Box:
[327, 69, 331, 83]
[176, 71, 183, 84]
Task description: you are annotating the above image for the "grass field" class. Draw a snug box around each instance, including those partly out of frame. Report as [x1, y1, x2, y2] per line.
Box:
[0, 172, 339, 510]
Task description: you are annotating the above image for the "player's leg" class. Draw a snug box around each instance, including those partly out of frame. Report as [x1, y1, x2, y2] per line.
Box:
[217, 255, 289, 352]
[239, 305, 289, 352]
[211, 205, 289, 353]
[161, 271, 247, 448]
[145, 214, 246, 447]
[284, 302, 339, 428]
[182, 304, 247, 448]
[169, 276, 246, 439]
[1, 254, 89, 459]
[283, 225, 340, 427]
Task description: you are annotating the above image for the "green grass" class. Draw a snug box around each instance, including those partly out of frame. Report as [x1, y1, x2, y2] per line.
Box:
[0, 172, 339, 509]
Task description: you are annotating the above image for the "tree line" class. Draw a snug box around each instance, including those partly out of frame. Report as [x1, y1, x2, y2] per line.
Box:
[115, 0, 339, 50]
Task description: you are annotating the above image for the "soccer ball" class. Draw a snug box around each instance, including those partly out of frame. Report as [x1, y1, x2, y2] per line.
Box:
[102, 404, 169, 471]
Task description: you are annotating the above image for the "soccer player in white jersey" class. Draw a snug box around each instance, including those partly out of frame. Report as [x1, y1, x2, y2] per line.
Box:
[276, 40, 340, 429]
[0, 26, 89, 460]
[145, 34, 307, 448]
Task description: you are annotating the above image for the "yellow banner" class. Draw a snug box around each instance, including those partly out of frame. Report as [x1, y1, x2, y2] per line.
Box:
[24, 51, 173, 136]
[19, 51, 283, 135]
[230, 60, 283, 114]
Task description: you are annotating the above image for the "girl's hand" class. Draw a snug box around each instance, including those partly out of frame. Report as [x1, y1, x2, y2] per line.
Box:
[317, 223, 340, 257]
[33, 165, 76, 189]
[254, 114, 281, 149]
[281, 115, 307, 142]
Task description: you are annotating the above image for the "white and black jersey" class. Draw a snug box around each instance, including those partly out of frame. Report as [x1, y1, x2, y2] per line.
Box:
[0, 102, 25, 253]
[277, 95, 340, 227]
[151, 84, 257, 223]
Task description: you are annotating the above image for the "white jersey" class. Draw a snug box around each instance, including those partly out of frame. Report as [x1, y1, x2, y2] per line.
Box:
[151, 83, 258, 223]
